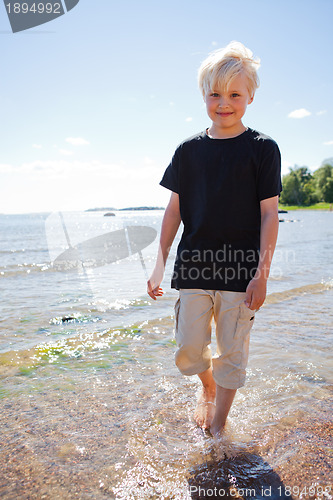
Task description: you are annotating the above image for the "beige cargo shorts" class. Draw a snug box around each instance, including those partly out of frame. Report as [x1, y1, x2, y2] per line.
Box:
[174, 289, 255, 390]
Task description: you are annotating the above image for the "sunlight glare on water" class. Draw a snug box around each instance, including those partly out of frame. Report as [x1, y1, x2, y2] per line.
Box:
[0, 211, 332, 499]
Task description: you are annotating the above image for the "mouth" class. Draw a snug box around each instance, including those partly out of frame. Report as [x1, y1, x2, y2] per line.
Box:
[217, 112, 233, 117]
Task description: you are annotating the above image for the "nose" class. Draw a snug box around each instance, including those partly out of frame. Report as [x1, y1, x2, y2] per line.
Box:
[218, 96, 228, 108]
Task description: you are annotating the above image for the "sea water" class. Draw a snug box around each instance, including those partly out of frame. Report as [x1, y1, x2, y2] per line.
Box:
[0, 210, 332, 499]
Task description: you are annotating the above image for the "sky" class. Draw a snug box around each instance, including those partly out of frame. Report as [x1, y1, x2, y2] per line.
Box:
[1, 0, 333, 214]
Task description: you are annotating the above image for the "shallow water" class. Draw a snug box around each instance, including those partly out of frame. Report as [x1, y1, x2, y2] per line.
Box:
[0, 210, 332, 499]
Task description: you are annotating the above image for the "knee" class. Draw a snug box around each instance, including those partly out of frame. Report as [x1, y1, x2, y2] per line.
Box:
[175, 344, 211, 375]
[175, 345, 197, 372]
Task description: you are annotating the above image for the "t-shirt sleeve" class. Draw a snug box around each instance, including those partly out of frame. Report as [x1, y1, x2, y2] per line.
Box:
[257, 140, 282, 201]
[159, 146, 181, 194]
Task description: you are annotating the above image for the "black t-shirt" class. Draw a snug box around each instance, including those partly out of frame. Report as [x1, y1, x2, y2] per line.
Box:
[160, 128, 282, 292]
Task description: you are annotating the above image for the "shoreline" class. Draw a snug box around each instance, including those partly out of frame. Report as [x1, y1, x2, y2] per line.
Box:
[279, 203, 332, 211]
[1, 206, 332, 216]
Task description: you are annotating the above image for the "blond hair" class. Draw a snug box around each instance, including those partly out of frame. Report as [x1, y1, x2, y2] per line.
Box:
[198, 41, 260, 98]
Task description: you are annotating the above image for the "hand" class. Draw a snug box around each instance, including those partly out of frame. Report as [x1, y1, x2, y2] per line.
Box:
[147, 280, 163, 300]
[244, 276, 267, 311]
[147, 266, 164, 301]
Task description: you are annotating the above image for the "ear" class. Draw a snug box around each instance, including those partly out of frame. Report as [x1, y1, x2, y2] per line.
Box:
[248, 94, 254, 104]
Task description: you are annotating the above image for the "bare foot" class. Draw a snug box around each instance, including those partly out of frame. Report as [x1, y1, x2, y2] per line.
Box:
[209, 421, 226, 439]
[193, 389, 216, 430]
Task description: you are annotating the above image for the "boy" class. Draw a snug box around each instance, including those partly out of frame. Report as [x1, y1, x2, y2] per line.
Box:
[147, 41, 281, 438]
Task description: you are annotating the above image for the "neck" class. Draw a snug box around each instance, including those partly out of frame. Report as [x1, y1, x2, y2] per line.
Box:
[208, 123, 247, 139]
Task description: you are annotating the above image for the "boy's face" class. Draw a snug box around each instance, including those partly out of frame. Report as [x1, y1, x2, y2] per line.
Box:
[204, 72, 254, 138]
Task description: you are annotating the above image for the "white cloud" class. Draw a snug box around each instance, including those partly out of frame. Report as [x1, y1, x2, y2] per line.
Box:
[316, 110, 327, 116]
[59, 149, 73, 156]
[185, 117, 193, 122]
[0, 160, 90, 177]
[323, 140, 333, 146]
[143, 156, 154, 165]
[288, 108, 311, 119]
[65, 137, 90, 146]
[0, 158, 167, 213]
[0, 163, 13, 173]
[32, 144, 42, 149]
[0, 159, 161, 181]
[211, 41, 218, 46]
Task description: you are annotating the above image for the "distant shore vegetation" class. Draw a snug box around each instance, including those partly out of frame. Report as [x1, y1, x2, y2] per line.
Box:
[86, 206, 165, 212]
[87, 159, 333, 213]
[279, 158, 333, 208]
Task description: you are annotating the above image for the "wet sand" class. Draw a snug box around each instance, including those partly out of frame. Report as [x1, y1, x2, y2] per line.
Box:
[1, 287, 332, 499]
[0, 356, 332, 500]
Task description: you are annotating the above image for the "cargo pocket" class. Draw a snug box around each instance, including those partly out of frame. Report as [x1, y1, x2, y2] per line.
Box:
[233, 303, 255, 343]
[231, 303, 254, 386]
[240, 303, 255, 323]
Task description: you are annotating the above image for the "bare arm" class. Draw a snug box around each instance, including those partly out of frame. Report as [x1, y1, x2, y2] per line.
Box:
[147, 192, 181, 300]
[244, 195, 279, 310]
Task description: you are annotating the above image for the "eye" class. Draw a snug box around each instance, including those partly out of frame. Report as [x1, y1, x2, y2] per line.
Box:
[210, 92, 220, 97]
[231, 93, 240, 98]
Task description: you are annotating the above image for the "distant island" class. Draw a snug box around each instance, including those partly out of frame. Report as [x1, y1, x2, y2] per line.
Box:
[119, 206, 165, 211]
[86, 207, 117, 212]
[86, 206, 165, 212]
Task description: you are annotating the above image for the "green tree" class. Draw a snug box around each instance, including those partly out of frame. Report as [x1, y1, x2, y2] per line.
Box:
[313, 163, 333, 202]
[302, 179, 318, 205]
[280, 169, 301, 205]
[322, 177, 333, 203]
[280, 166, 318, 205]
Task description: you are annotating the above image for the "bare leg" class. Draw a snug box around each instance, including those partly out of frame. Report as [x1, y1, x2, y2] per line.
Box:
[193, 367, 216, 429]
[210, 385, 237, 438]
